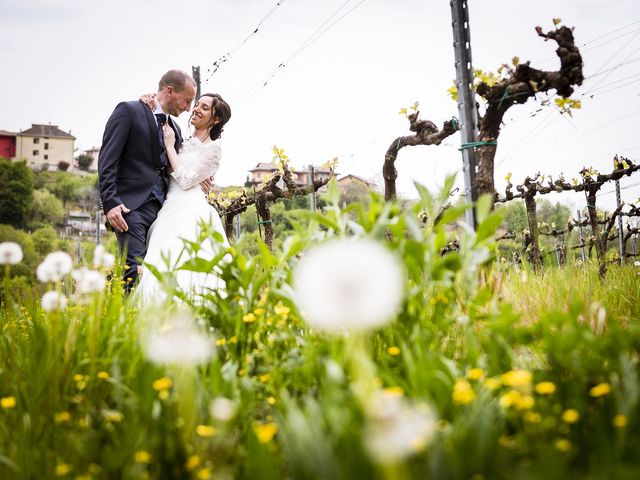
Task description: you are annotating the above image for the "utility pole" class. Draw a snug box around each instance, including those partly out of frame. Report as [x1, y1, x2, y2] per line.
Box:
[451, 0, 478, 229]
[307, 165, 317, 212]
[192, 66, 201, 100]
[95, 211, 102, 245]
[615, 178, 624, 263]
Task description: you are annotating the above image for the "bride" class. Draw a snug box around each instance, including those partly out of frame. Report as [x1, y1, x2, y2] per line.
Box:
[135, 93, 232, 303]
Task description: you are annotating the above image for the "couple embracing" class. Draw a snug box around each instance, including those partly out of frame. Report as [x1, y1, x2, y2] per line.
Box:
[98, 69, 231, 302]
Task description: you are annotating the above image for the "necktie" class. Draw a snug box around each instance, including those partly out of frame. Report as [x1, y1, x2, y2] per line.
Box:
[155, 113, 167, 146]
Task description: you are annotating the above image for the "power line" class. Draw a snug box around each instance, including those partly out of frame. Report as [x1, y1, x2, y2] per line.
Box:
[234, 0, 369, 105]
[205, 0, 287, 80]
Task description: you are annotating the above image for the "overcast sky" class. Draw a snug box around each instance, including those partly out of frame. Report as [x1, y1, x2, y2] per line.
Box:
[2, 0, 639, 212]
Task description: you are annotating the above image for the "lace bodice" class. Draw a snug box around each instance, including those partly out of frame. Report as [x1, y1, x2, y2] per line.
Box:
[170, 137, 221, 190]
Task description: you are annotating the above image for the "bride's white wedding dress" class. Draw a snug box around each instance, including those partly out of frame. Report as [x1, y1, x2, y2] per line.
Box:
[135, 137, 228, 303]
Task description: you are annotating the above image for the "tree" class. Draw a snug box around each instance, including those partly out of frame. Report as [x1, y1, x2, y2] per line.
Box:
[0, 158, 34, 228]
[58, 161, 70, 171]
[76, 153, 93, 171]
[449, 22, 584, 199]
[383, 102, 458, 200]
[50, 173, 82, 207]
[28, 188, 65, 229]
[32, 225, 59, 256]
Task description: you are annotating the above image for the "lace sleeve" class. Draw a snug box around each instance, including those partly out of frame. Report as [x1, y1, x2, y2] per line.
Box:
[170, 143, 221, 190]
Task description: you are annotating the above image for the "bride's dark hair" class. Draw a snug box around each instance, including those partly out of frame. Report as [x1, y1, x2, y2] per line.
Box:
[199, 93, 231, 141]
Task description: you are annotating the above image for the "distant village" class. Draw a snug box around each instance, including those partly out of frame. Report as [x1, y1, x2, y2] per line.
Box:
[0, 123, 378, 236]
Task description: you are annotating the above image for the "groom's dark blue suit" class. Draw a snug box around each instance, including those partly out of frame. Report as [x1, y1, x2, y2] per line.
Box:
[98, 101, 183, 291]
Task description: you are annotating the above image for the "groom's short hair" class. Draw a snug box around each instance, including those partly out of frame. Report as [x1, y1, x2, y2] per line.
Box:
[158, 69, 196, 92]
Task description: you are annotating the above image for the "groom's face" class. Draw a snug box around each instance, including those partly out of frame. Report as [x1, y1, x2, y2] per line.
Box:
[165, 83, 196, 116]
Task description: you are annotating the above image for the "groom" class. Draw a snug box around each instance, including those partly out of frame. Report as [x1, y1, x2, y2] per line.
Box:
[98, 69, 196, 292]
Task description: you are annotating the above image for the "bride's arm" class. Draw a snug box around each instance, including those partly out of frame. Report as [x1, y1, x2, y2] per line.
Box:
[168, 142, 221, 190]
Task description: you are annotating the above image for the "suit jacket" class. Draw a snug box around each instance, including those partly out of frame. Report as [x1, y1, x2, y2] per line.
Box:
[98, 101, 183, 214]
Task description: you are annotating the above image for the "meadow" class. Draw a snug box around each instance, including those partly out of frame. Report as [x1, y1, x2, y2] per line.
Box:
[1, 179, 639, 480]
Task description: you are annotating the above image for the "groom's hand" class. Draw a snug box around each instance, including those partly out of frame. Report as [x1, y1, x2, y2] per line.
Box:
[107, 204, 131, 232]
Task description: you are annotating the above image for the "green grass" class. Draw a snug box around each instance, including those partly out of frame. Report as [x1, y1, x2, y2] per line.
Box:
[1, 181, 639, 479]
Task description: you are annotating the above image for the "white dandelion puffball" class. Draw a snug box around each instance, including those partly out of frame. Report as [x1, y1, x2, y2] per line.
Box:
[93, 245, 115, 268]
[364, 390, 437, 464]
[634, 260, 640, 267]
[293, 237, 404, 332]
[209, 397, 238, 422]
[41, 291, 68, 312]
[37, 251, 73, 282]
[145, 315, 213, 366]
[0, 242, 23, 265]
[71, 267, 105, 294]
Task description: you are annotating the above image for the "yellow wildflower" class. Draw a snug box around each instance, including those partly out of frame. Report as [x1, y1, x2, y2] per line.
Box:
[501, 370, 532, 387]
[253, 422, 278, 443]
[73, 374, 84, 383]
[243, 313, 256, 323]
[215, 338, 226, 346]
[589, 383, 611, 397]
[196, 425, 216, 437]
[387, 346, 401, 356]
[267, 396, 277, 405]
[483, 378, 501, 391]
[229, 336, 238, 344]
[55, 463, 72, 476]
[1, 396, 17, 409]
[97, 371, 110, 380]
[152, 377, 173, 391]
[196, 468, 212, 479]
[562, 409, 580, 424]
[254, 308, 266, 316]
[524, 412, 542, 423]
[466, 368, 485, 380]
[500, 390, 533, 410]
[259, 373, 271, 383]
[185, 455, 201, 471]
[158, 389, 170, 400]
[554, 438, 571, 452]
[383, 386, 404, 396]
[54, 411, 71, 423]
[274, 303, 290, 319]
[453, 379, 476, 405]
[534, 381, 556, 395]
[613, 414, 628, 428]
[102, 410, 124, 423]
[134, 450, 152, 464]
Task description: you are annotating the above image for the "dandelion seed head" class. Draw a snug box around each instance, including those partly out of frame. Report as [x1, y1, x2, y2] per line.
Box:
[93, 245, 115, 268]
[71, 268, 105, 294]
[37, 251, 73, 283]
[0, 242, 23, 265]
[209, 397, 237, 422]
[364, 390, 436, 464]
[145, 314, 213, 366]
[41, 291, 67, 312]
[293, 238, 404, 332]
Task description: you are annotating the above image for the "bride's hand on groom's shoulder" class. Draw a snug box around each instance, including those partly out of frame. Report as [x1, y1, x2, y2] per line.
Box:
[139, 93, 157, 110]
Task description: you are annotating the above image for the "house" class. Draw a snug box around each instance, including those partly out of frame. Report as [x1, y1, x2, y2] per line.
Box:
[14, 123, 75, 171]
[65, 210, 105, 236]
[81, 146, 100, 172]
[0, 130, 16, 159]
[337, 174, 376, 189]
[247, 162, 334, 187]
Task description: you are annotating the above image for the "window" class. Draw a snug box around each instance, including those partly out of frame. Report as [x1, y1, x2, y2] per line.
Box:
[33, 150, 39, 156]
[44, 143, 49, 150]
[33, 138, 40, 144]
[44, 154, 48, 160]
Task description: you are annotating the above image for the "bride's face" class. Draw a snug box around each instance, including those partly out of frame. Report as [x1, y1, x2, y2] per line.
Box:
[190, 96, 216, 129]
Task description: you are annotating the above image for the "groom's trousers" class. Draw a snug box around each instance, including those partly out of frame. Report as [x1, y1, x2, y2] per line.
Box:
[116, 199, 161, 294]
